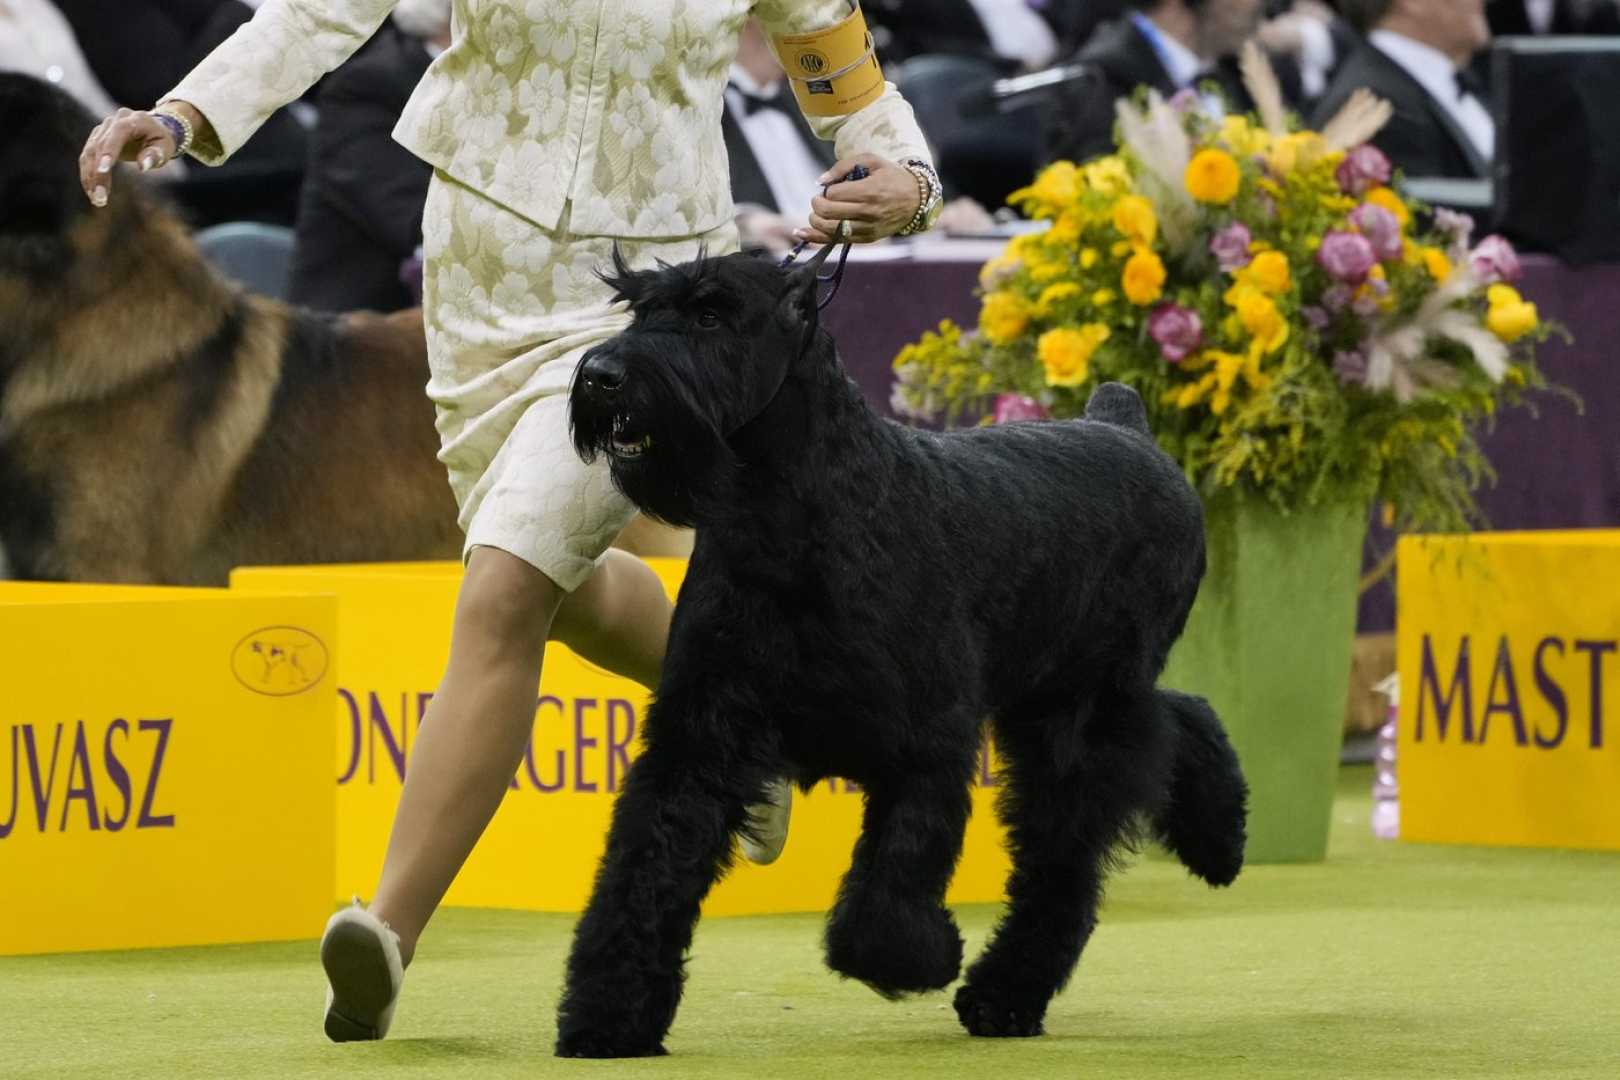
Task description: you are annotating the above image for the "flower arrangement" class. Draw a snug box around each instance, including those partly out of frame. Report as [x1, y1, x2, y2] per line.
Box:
[892, 50, 1551, 532]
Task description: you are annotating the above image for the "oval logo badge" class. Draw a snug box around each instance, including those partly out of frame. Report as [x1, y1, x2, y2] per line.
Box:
[232, 626, 329, 697]
[798, 50, 830, 76]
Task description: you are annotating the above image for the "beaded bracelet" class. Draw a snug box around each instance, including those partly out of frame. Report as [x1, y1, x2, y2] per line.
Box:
[151, 106, 194, 162]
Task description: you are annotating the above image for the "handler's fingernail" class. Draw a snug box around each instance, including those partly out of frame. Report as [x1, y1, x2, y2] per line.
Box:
[817, 172, 833, 184]
[97, 155, 112, 174]
[139, 154, 155, 172]
[792, 229, 808, 240]
[92, 186, 107, 206]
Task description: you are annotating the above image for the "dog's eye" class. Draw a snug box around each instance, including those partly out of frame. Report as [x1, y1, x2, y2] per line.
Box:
[696, 309, 722, 329]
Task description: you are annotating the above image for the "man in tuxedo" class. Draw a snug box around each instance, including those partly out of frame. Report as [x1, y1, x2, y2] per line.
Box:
[1311, 0, 1494, 180]
[1044, 0, 1271, 166]
[287, 1, 442, 312]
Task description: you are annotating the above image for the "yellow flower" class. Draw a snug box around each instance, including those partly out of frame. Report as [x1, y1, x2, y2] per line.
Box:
[979, 291, 1032, 346]
[1082, 156, 1132, 197]
[1038, 324, 1110, 387]
[1049, 209, 1083, 244]
[1364, 186, 1411, 229]
[1185, 148, 1242, 204]
[1111, 195, 1158, 247]
[1010, 161, 1082, 218]
[1091, 288, 1116, 306]
[1230, 285, 1289, 355]
[1036, 282, 1083, 316]
[1267, 132, 1326, 176]
[1239, 250, 1292, 296]
[1030, 262, 1069, 283]
[979, 252, 1021, 290]
[1486, 285, 1539, 343]
[1219, 115, 1271, 156]
[1122, 249, 1167, 306]
[1421, 247, 1453, 282]
[1080, 247, 1100, 269]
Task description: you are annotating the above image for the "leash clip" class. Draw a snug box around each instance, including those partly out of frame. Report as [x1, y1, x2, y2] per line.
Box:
[779, 163, 868, 310]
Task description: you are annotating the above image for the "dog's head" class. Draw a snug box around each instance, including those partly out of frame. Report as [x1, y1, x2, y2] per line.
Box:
[0, 74, 103, 276]
[569, 247, 832, 526]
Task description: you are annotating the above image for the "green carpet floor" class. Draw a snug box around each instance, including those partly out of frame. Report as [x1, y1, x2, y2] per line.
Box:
[4, 766, 1618, 1079]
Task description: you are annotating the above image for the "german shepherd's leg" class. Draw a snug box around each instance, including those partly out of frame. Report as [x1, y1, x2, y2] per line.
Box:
[823, 757, 974, 998]
[955, 685, 1172, 1037]
[555, 695, 771, 1059]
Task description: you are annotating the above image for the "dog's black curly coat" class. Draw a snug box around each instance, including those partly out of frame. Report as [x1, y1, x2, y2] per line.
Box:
[559, 247, 1248, 1057]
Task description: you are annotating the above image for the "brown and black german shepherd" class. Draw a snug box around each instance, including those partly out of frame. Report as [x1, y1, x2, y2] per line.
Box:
[0, 74, 463, 584]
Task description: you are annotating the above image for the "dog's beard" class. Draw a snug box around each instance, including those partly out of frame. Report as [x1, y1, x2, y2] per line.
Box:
[568, 364, 728, 529]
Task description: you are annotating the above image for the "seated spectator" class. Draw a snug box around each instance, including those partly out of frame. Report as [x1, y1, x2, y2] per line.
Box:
[0, 0, 117, 117]
[1257, 1, 1357, 103]
[1044, 0, 1274, 166]
[288, 0, 444, 313]
[1310, 0, 1494, 181]
[1488, 0, 1620, 35]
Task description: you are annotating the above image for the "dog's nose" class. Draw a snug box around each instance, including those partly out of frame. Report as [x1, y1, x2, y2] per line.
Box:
[580, 351, 627, 393]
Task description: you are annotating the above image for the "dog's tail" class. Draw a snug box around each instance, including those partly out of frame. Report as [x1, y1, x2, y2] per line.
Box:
[1149, 689, 1247, 887]
[1083, 382, 1150, 436]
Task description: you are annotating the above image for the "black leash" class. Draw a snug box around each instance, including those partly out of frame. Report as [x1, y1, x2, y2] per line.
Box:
[779, 163, 868, 310]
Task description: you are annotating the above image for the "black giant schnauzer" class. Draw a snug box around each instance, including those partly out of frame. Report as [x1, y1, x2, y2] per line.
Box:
[560, 245, 1248, 1057]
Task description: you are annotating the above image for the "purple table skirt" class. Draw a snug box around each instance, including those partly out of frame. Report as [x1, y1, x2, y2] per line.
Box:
[824, 253, 1620, 633]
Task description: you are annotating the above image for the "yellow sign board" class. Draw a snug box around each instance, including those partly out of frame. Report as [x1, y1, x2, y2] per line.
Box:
[1397, 532, 1620, 851]
[232, 561, 1011, 915]
[0, 585, 336, 955]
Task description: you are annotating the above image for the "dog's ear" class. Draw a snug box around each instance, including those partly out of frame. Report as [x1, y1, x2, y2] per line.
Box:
[778, 243, 834, 330]
[596, 243, 646, 304]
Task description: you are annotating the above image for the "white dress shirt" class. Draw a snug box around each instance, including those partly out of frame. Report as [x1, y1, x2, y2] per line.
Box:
[964, 0, 1059, 68]
[0, 0, 118, 116]
[725, 65, 828, 221]
[1525, 0, 1558, 33]
[1369, 29, 1495, 165]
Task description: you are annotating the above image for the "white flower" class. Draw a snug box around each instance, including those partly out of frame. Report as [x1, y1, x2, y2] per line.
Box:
[607, 84, 657, 153]
[631, 192, 690, 237]
[517, 64, 566, 139]
[464, 63, 514, 148]
[492, 142, 566, 217]
[491, 271, 535, 314]
[526, 1, 577, 64]
[612, 10, 670, 81]
[553, 248, 611, 309]
[486, 6, 524, 69]
[501, 231, 554, 275]
[435, 263, 489, 322]
[651, 121, 698, 191]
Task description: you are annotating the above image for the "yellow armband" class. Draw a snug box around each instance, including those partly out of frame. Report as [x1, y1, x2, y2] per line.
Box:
[770, 2, 886, 118]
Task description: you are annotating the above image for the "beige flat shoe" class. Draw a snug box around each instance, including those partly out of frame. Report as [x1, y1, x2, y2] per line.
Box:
[740, 777, 793, 865]
[321, 901, 404, 1042]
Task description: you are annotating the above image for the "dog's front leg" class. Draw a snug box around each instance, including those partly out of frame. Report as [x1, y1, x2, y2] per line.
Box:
[554, 702, 766, 1058]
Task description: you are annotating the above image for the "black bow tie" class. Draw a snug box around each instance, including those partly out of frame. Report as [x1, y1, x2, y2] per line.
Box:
[1455, 67, 1487, 102]
[736, 83, 796, 119]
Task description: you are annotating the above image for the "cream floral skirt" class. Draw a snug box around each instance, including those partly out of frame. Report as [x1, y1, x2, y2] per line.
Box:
[421, 170, 738, 591]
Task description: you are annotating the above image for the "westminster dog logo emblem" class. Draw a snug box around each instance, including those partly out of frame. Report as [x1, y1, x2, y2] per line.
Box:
[231, 627, 329, 696]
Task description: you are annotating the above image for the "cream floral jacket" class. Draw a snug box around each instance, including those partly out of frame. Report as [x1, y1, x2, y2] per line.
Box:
[167, 0, 932, 238]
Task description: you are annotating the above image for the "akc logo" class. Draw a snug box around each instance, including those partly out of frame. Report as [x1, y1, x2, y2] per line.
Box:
[231, 627, 329, 697]
[797, 49, 830, 76]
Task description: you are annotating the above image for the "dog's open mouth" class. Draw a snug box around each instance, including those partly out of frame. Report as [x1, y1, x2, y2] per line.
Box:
[610, 415, 653, 459]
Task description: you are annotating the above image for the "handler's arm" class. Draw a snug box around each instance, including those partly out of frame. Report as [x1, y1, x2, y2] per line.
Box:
[751, 1, 938, 243]
[163, 0, 401, 164]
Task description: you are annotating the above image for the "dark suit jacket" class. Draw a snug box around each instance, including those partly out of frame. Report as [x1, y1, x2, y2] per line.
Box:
[288, 27, 432, 313]
[865, 0, 999, 63]
[720, 87, 836, 215]
[1309, 41, 1489, 181]
[1043, 18, 1265, 166]
[1488, 0, 1620, 35]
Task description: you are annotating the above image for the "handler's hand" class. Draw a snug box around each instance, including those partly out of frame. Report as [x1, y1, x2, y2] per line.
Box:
[795, 153, 923, 246]
[78, 105, 194, 207]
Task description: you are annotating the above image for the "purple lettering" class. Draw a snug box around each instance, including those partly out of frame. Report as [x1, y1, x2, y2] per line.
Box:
[59, 720, 100, 831]
[102, 719, 132, 831]
[0, 727, 18, 838]
[22, 723, 64, 831]
[525, 696, 566, 793]
[1573, 640, 1616, 749]
[1417, 635, 1472, 743]
[574, 698, 600, 793]
[367, 692, 407, 784]
[605, 699, 636, 792]
[336, 689, 362, 785]
[136, 718, 175, 828]
[1533, 637, 1568, 750]
[1480, 636, 1528, 747]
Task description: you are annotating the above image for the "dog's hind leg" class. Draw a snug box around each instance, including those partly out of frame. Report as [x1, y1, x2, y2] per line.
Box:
[1149, 690, 1247, 887]
[823, 767, 974, 999]
[954, 687, 1172, 1037]
[555, 725, 767, 1058]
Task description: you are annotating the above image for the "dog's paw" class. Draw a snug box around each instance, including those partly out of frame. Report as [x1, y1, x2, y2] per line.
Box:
[953, 984, 1046, 1038]
[554, 1029, 669, 1059]
[825, 903, 963, 998]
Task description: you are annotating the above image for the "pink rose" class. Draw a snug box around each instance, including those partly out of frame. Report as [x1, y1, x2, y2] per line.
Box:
[1209, 223, 1253, 272]
[1317, 231, 1378, 284]
[1303, 305, 1332, 331]
[1148, 304, 1204, 363]
[1350, 203, 1403, 262]
[1168, 87, 1200, 114]
[1470, 235, 1523, 284]
[1322, 283, 1355, 312]
[1335, 144, 1392, 196]
[991, 394, 1051, 424]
